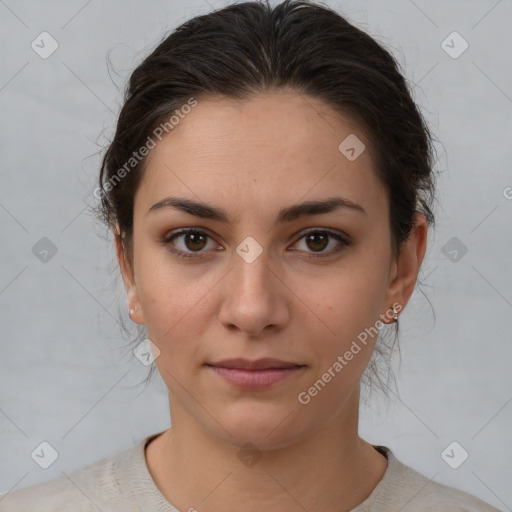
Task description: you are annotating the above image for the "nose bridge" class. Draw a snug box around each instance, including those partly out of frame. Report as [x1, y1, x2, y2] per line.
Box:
[218, 234, 289, 334]
[232, 235, 275, 296]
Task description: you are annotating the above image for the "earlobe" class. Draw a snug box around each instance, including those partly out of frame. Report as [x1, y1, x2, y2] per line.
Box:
[379, 301, 403, 325]
[128, 304, 145, 324]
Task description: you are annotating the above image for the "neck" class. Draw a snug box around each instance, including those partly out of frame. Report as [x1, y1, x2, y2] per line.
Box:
[145, 387, 387, 512]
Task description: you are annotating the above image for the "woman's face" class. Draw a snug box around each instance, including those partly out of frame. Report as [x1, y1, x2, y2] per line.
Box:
[119, 90, 424, 449]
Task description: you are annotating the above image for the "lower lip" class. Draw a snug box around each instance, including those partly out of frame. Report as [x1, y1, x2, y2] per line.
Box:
[208, 365, 304, 390]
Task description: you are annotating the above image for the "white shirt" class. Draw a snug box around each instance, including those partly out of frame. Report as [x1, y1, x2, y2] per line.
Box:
[0, 431, 501, 511]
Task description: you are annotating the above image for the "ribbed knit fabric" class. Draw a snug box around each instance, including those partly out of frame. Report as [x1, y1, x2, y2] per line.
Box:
[0, 431, 500, 511]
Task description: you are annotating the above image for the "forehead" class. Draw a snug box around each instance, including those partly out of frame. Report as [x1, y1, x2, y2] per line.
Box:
[136, 90, 385, 220]
[151, 90, 366, 158]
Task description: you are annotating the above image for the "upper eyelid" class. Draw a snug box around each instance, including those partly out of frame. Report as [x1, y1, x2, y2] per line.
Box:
[165, 227, 348, 250]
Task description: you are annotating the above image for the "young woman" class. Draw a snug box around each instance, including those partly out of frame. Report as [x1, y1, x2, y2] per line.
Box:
[0, 1, 500, 511]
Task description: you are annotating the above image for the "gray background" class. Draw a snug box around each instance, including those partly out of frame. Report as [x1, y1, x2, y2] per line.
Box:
[1, 0, 511, 509]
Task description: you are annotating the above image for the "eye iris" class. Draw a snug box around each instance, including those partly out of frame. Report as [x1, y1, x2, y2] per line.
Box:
[306, 233, 328, 252]
[185, 232, 207, 251]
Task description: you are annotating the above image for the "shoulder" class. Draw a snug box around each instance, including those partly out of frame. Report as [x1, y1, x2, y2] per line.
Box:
[359, 447, 501, 512]
[0, 440, 142, 512]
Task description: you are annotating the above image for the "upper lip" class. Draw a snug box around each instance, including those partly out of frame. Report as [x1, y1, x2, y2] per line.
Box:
[207, 358, 304, 370]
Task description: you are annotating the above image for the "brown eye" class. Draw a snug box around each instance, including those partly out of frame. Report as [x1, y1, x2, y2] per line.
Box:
[305, 232, 329, 252]
[182, 232, 208, 251]
[163, 229, 219, 259]
[291, 229, 350, 258]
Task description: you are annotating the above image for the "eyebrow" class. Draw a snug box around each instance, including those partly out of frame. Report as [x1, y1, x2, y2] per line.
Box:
[147, 195, 366, 225]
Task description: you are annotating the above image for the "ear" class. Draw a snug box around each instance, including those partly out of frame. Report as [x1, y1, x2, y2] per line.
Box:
[381, 213, 428, 323]
[114, 224, 144, 324]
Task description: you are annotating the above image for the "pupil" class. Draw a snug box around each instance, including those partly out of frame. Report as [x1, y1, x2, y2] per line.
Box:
[307, 233, 327, 251]
[186, 233, 206, 251]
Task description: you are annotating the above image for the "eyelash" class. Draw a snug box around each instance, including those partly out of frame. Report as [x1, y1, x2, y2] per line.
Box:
[161, 228, 351, 260]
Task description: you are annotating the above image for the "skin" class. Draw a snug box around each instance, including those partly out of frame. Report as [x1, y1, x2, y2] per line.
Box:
[116, 90, 427, 512]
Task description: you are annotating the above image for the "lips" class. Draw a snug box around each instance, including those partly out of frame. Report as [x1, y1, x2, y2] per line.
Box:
[205, 358, 306, 390]
[207, 358, 304, 370]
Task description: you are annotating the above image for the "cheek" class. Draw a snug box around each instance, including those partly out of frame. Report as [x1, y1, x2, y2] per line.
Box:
[139, 276, 207, 350]
[309, 262, 387, 333]
[298, 258, 389, 385]
[134, 250, 217, 372]
[134, 238, 197, 326]
[141, 282, 208, 395]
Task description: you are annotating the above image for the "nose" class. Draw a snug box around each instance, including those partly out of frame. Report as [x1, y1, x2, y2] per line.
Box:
[217, 248, 290, 337]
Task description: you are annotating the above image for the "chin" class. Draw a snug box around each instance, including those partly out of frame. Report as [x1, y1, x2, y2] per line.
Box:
[211, 402, 312, 452]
